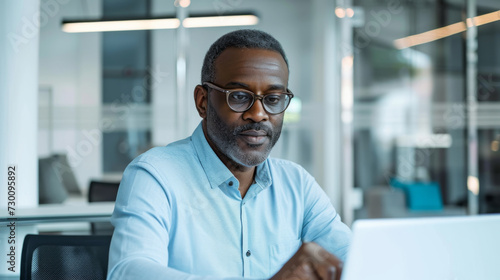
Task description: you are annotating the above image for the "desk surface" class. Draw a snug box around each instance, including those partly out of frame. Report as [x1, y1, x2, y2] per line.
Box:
[0, 202, 115, 226]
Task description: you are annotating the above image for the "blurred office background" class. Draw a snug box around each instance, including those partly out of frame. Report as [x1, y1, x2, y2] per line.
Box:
[28, 0, 500, 225]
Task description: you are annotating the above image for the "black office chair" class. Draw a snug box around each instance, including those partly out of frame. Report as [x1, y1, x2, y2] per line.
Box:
[88, 180, 120, 235]
[88, 181, 120, 203]
[20, 234, 112, 280]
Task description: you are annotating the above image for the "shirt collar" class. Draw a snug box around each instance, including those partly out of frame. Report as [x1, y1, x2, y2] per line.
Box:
[191, 122, 272, 191]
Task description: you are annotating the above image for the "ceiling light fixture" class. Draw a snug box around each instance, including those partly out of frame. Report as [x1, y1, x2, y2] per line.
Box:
[394, 22, 466, 49]
[183, 15, 259, 28]
[62, 18, 181, 33]
[62, 12, 259, 33]
[394, 10, 500, 49]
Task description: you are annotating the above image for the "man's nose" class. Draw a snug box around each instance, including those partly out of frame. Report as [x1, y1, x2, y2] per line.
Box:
[242, 98, 269, 122]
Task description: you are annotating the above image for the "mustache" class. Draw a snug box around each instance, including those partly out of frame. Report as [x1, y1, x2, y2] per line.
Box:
[233, 123, 272, 136]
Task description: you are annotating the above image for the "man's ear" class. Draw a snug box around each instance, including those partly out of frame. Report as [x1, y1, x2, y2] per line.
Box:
[194, 85, 208, 119]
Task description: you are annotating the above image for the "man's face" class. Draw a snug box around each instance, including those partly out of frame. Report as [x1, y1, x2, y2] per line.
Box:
[204, 48, 289, 168]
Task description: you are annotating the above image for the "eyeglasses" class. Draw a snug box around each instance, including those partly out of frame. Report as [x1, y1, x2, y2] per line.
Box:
[203, 82, 294, 115]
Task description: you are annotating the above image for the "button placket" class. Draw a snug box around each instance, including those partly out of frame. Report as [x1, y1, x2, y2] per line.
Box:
[241, 201, 250, 276]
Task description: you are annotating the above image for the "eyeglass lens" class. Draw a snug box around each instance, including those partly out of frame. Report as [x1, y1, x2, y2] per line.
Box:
[228, 91, 290, 114]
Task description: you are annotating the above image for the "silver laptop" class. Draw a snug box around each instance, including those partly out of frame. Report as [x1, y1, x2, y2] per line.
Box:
[342, 214, 500, 280]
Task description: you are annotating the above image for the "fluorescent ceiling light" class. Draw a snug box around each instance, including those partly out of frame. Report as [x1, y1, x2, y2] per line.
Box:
[394, 22, 466, 49]
[394, 10, 500, 49]
[62, 18, 180, 33]
[62, 13, 258, 33]
[183, 15, 259, 28]
[468, 10, 500, 27]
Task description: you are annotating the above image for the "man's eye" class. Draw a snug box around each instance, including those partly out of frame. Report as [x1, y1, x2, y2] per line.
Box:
[230, 92, 251, 103]
[265, 95, 282, 105]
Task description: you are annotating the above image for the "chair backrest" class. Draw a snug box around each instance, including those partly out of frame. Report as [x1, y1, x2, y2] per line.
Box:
[38, 156, 68, 204]
[52, 154, 81, 195]
[88, 181, 120, 202]
[38, 154, 82, 204]
[20, 234, 112, 280]
[88, 181, 120, 235]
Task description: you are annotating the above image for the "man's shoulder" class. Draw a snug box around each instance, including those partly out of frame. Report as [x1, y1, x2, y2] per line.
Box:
[133, 137, 195, 167]
[268, 157, 305, 171]
[267, 157, 312, 179]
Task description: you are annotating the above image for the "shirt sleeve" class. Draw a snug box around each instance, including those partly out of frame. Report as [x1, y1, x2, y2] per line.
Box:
[300, 175, 352, 261]
[107, 160, 256, 280]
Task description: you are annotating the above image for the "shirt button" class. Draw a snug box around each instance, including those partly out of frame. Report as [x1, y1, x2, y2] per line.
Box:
[228, 181, 233, 186]
[246, 250, 251, 257]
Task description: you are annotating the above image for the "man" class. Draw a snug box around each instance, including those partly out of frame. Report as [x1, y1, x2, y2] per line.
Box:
[108, 29, 351, 280]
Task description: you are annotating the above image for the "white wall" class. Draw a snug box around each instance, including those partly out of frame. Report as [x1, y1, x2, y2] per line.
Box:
[1, 1, 40, 275]
[38, 0, 102, 192]
[150, 0, 177, 146]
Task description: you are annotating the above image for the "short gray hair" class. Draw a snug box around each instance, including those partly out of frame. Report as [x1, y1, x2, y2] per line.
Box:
[201, 29, 289, 83]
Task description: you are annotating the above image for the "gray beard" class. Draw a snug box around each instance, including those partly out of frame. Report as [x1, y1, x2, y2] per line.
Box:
[205, 99, 282, 168]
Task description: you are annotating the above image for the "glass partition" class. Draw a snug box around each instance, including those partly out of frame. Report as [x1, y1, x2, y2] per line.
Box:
[348, 0, 500, 219]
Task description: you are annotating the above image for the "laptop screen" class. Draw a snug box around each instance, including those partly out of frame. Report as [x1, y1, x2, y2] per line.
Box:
[342, 214, 500, 280]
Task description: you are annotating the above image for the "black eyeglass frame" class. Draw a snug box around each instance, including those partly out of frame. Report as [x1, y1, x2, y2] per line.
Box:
[202, 82, 294, 115]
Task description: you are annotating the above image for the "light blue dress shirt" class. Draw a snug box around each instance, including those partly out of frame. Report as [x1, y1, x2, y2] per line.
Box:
[108, 123, 352, 280]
